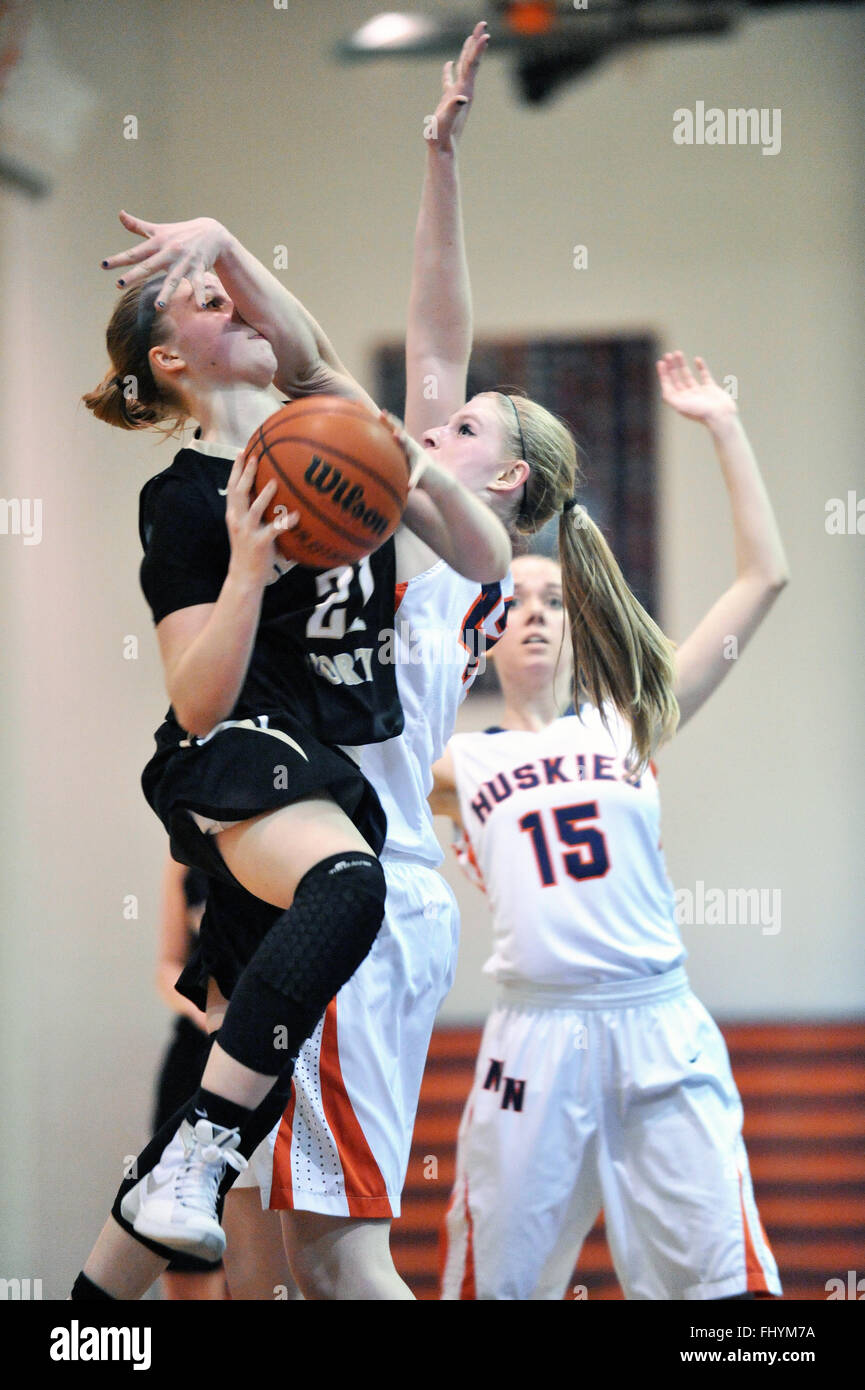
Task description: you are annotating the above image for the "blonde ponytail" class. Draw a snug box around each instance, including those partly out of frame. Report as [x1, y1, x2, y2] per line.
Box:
[558, 504, 679, 770]
[492, 390, 679, 769]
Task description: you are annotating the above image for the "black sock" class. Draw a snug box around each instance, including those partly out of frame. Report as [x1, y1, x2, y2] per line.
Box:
[185, 1087, 252, 1133]
[70, 1271, 115, 1301]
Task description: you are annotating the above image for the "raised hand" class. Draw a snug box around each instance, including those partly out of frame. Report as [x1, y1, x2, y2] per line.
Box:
[427, 20, 489, 153]
[656, 351, 737, 427]
[101, 210, 231, 309]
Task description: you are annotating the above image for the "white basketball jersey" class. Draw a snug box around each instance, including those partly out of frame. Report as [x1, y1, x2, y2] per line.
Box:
[449, 707, 685, 984]
[359, 561, 512, 866]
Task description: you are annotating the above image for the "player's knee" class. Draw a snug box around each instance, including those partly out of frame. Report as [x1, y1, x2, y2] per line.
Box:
[248, 851, 386, 1006]
[293, 1247, 408, 1302]
[216, 854, 386, 1074]
[283, 1212, 398, 1301]
[289, 1256, 337, 1302]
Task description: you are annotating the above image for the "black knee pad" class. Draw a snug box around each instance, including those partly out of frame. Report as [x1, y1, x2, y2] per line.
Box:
[217, 853, 386, 1073]
[250, 853, 386, 1001]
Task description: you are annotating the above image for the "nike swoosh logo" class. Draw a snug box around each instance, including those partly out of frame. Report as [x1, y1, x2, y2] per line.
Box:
[217, 488, 228, 496]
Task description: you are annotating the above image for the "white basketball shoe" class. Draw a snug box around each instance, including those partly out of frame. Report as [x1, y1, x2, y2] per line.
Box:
[121, 1116, 248, 1261]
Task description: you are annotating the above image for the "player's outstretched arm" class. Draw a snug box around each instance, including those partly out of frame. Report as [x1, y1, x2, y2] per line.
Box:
[404, 21, 489, 440]
[101, 211, 377, 409]
[659, 352, 789, 731]
[384, 414, 510, 583]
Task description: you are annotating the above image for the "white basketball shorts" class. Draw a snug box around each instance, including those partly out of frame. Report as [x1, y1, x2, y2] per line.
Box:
[440, 967, 781, 1301]
[238, 856, 459, 1218]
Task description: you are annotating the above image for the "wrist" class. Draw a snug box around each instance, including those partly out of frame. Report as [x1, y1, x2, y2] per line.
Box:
[426, 142, 458, 167]
[416, 457, 453, 495]
[704, 408, 742, 441]
[214, 228, 242, 269]
[224, 561, 267, 601]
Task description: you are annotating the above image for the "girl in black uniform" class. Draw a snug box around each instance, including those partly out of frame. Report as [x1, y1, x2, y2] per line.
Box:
[72, 227, 509, 1298]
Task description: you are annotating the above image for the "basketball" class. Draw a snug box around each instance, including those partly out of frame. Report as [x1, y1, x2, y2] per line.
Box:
[243, 397, 411, 569]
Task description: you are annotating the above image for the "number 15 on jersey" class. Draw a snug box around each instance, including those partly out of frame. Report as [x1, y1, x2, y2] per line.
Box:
[518, 801, 610, 887]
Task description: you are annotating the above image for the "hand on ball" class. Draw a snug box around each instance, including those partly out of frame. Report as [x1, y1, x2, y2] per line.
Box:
[225, 452, 298, 589]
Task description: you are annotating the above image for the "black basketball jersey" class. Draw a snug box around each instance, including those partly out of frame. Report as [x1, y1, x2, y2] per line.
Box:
[139, 445, 403, 746]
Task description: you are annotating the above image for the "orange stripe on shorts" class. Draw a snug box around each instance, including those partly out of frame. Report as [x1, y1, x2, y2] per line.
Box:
[459, 1176, 477, 1301]
[318, 997, 393, 1217]
[739, 1172, 773, 1296]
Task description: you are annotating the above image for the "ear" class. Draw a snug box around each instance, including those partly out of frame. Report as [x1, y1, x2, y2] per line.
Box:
[149, 343, 186, 379]
[488, 459, 529, 498]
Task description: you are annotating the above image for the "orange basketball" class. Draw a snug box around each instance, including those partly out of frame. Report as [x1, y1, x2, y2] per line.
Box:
[243, 397, 411, 569]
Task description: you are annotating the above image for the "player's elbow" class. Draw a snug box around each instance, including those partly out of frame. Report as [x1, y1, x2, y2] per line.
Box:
[428, 788, 459, 821]
[451, 515, 511, 584]
[491, 533, 512, 582]
[172, 695, 228, 740]
[453, 551, 506, 585]
[766, 568, 790, 595]
[285, 361, 352, 401]
[470, 531, 511, 585]
[741, 566, 790, 605]
[754, 568, 790, 605]
[183, 715, 223, 740]
[156, 962, 184, 1009]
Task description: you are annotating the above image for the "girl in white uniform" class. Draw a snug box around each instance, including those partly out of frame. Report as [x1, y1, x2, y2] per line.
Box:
[241, 563, 511, 1227]
[435, 353, 788, 1300]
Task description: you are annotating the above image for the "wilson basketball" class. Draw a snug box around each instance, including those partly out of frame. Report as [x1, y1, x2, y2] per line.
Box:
[243, 397, 411, 569]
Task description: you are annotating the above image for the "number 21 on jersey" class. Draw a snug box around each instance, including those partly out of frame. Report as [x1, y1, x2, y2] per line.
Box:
[306, 557, 374, 640]
[519, 801, 610, 886]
